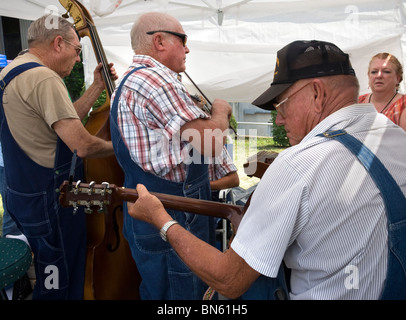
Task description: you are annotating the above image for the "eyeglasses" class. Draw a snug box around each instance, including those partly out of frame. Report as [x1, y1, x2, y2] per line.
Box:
[146, 30, 188, 47]
[63, 39, 82, 56]
[273, 82, 312, 118]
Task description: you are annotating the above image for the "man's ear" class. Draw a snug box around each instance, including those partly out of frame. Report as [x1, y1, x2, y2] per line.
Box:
[53, 35, 63, 53]
[152, 33, 165, 51]
[311, 79, 325, 113]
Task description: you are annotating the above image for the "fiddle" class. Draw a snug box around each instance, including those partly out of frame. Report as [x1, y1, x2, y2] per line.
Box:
[185, 71, 237, 135]
[190, 93, 212, 115]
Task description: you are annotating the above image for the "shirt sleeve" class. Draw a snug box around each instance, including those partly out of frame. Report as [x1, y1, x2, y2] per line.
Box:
[231, 158, 309, 278]
[32, 75, 79, 128]
[209, 146, 237, 181]
[146, 82, 208, 139]
[125, 77, 209, 178]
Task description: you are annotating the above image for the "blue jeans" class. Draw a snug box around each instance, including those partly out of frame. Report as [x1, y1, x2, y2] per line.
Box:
[123, 207, 213, 299]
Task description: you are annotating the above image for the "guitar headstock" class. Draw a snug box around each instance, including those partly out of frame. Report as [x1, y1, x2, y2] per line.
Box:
[59, 180, 116, 214]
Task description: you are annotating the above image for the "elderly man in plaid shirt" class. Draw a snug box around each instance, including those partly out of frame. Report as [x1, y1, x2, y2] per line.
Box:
[110, 12, 232, 299]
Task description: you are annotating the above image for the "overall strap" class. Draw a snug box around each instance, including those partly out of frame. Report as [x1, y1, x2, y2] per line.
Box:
[0, 62, 43, 94]
[319, 129, 406, 224]
[320, 129, 406, 299]
[1, 62, 43, 133]
[111, 66, 146, 112]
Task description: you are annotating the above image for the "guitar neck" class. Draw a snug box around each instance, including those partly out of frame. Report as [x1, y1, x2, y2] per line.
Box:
[117, 187, 244, 227]
[59, 181, 245, 230]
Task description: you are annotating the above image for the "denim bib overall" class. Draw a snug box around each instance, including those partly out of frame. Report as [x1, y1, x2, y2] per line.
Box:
[321, 130, 406, 299]
[0, 63, 86, 300]
[110, 67, 216, 299]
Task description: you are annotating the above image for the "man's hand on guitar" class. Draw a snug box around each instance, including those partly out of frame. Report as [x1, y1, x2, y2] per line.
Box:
[127, 184, 173, 230]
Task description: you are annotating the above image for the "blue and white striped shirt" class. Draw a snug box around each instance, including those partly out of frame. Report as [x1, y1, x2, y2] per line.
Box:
[232, 104, 406, 299]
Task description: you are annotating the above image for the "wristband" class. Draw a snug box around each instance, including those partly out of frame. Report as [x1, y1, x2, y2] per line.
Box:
[160, 220, 179, 242]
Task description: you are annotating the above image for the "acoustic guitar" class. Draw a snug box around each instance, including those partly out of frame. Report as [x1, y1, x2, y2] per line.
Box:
[59, 180, 291, 300]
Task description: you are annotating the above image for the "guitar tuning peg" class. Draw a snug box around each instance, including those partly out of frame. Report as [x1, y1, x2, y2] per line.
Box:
[62, 3, 72, 19]
[101, 182, 110, 196]
[74, 180, 82, 195]
[88, 181, 96, 195]
[73, 202, 78, 215]
[84, 198, 95, 214]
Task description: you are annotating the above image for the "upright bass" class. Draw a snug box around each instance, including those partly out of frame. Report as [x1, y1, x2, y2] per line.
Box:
[59, 0, 140, 300]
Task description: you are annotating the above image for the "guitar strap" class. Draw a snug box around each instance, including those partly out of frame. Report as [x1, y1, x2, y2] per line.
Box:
[319, 129, 406, 299]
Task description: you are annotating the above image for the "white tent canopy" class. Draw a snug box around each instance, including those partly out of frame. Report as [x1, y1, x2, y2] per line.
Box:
[1, 0, 406, 103]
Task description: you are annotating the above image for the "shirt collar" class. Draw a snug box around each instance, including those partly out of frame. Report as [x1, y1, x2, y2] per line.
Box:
[300, 104, 377, 145]
[132, 54, 180, 80]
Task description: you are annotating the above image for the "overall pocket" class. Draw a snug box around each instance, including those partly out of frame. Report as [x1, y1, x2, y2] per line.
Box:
[6, 188, 52, 238]
[34, 235, 69, 296]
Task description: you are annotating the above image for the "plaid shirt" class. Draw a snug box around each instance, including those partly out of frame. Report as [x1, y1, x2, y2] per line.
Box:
[208, 146, 237, 181]
[112, 55, 209, 182]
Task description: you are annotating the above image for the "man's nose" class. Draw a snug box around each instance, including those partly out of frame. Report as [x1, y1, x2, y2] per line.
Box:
[275, 112, 285, 126]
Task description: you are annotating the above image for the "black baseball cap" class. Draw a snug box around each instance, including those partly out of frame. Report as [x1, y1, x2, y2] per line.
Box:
[252, 40, 356, 110]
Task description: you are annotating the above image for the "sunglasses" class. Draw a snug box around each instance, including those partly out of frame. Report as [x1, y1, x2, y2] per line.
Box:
[146, 30, 188, 47]
[63, 38, 82, 56]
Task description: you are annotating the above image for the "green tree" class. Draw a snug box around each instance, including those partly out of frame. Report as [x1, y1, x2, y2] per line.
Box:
[64, 59, 107, 125]
[270, 110, 290, 147]
[64, 60, 85, 101]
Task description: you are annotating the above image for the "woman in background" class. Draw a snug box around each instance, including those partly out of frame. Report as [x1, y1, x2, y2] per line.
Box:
[359, 52, 406, 131]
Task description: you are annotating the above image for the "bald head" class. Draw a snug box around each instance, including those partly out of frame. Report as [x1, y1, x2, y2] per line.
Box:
[131, 12, 181, 54]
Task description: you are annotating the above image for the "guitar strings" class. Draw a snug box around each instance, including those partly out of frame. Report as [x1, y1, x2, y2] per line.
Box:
[85, 16, 115, 96]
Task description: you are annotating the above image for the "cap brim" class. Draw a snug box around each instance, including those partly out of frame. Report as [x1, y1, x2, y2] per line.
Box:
[252, 83, 293, 110]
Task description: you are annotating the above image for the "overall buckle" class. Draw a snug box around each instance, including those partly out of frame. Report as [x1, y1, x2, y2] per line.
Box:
[322, 129, 347, 138]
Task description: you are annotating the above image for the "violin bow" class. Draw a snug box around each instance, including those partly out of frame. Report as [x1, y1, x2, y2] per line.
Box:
[183, 71, 237, 135]
[184, 71, 213, 106]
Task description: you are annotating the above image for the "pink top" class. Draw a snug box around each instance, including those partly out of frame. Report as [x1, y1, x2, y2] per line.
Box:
[358, 94, 406, 126]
